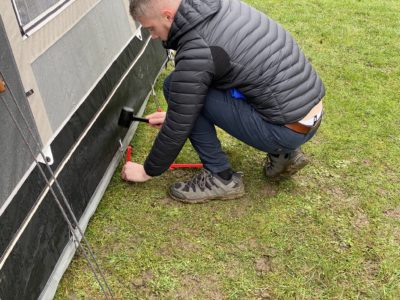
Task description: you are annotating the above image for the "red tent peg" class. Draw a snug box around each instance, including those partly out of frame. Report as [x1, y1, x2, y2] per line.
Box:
[125, 146, 132, 163]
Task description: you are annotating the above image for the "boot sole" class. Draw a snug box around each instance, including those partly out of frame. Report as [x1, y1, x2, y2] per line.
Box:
[284, 157, 309, 175]
[168, 189, 245, 204]
[265, 157, 309, 181]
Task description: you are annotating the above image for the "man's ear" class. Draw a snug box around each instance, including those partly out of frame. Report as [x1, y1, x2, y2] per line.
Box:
[161, 9, 175, 23]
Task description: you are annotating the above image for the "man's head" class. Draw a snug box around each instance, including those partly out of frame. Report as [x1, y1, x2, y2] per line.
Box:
[129, 0, 181, 41]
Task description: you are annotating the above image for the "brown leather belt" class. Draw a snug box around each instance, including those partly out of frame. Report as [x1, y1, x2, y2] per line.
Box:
[285, 116, 322, 134]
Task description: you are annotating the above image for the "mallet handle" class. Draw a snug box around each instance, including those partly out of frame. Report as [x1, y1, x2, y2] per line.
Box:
[131, 116, 149, 123]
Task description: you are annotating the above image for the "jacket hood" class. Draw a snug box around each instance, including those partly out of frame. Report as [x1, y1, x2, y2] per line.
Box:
[164, 0, 221, 49]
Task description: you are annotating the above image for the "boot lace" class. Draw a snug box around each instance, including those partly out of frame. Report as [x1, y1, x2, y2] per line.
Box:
[185, 169, 214, 191]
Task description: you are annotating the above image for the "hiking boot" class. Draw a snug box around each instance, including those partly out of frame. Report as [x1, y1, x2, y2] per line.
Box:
[264, 148, 308, 179]
[168, 169, 245, 204]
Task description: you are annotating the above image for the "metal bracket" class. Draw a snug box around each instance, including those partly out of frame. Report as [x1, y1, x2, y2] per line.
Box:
[25, 89, 34, 97]
[151, 85, 162, 111]
[37, 145, 54, 165]
[119, 139, 124, 153]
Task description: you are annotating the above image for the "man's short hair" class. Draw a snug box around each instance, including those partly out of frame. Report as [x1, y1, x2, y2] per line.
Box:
[129, 0, 154, 19]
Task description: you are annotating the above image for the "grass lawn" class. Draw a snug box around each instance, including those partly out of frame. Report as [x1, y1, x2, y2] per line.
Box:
[56, 0, 400, 299]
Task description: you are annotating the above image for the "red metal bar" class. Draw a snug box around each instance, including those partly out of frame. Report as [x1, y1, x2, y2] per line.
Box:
[124, 144, 201, 169]
[169, 163, 203, 170]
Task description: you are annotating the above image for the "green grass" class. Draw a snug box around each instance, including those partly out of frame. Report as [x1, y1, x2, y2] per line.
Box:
[55, 0, 400, 299]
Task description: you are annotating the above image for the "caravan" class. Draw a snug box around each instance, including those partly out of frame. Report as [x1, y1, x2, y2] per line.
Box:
[0, 0, 166, 298]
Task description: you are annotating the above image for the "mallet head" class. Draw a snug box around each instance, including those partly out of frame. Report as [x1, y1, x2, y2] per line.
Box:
[118, 107, 149, 128]
[118, 107, 134, 128]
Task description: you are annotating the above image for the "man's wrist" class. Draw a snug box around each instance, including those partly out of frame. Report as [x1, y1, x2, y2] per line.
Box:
[143, 171, 152, 181]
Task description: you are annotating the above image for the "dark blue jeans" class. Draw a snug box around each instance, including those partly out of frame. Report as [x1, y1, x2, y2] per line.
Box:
[163, 75, 318, 173]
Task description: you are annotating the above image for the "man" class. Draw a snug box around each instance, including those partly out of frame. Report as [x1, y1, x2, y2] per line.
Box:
[121, 0, 325, 203]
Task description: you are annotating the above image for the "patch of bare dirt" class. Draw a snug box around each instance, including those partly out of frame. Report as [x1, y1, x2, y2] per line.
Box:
[363, 259, 380, 280]
[224, 260, 241, 279]
[254, 287, 273, 299]
[255, 255, 272, 275]
[384, 206, 400, 220]
[326, 187, 360, 211]
[131, 270, 154, 288]
[248, 238, 260, 249]
[376, 188, 389, 197]
[67, 293, 79, 300]
[104, 225, 119, 235]
[224, 198, 253, 218]
[130, 270, 158, 298]
[352, 210, 370, 230]
[262, 183, 278, 198]
[331, 229, 352, 250]
[158, 196, 176, 205]
[327, 186, 347, 199]
[237, 239, 277, 256]
[158, 237, 202, 257]
[167, 274, 224, 300]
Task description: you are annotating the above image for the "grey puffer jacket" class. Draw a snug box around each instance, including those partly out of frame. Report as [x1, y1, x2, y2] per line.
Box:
[144, 0, 325, 176]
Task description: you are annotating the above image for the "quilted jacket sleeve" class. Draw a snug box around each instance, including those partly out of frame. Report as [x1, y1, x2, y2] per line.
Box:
[143, 36, 214, 176]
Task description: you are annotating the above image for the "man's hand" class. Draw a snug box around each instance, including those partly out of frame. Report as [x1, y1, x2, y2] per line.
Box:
[121, 162, 152, 182]
[146, 111, 166, 128]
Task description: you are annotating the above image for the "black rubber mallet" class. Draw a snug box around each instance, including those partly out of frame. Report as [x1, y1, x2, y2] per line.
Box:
[118, 107, 149, 128]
